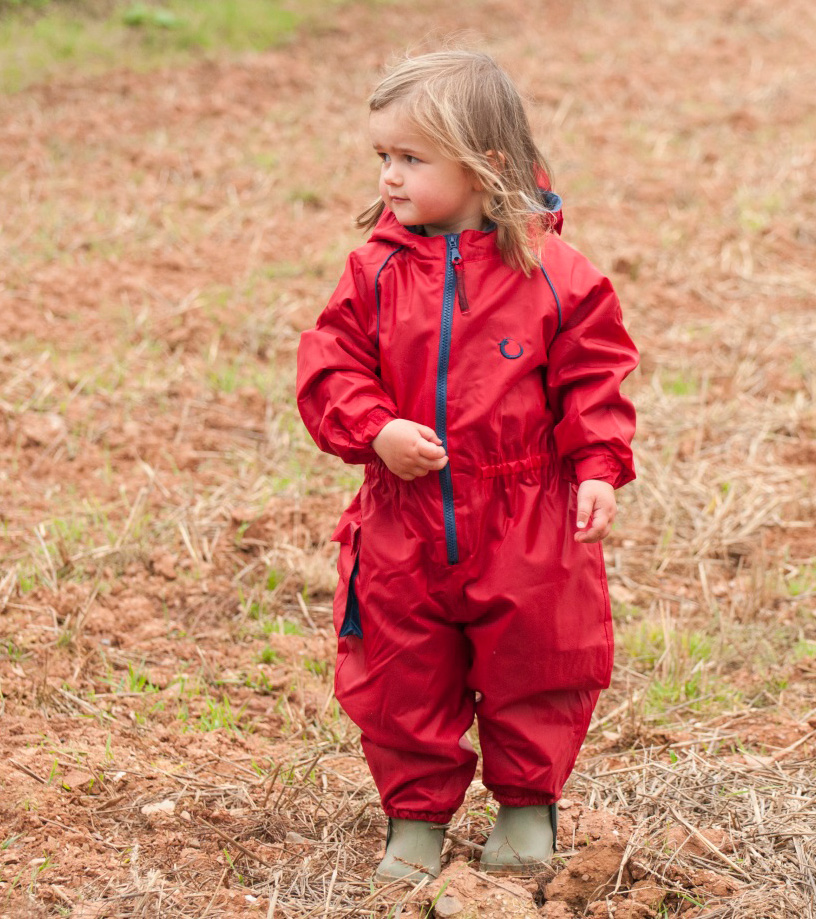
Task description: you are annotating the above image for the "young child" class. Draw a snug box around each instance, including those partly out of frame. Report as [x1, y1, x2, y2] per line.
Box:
[297, 50, 638, 883]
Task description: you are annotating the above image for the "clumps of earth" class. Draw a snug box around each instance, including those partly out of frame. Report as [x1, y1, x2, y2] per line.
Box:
[419, 801, 742, 918]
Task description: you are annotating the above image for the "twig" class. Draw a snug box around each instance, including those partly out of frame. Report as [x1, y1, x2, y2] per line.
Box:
[0, 566, 17, 614]
[34, 523, 58, 591]
[197, 817, 280, 870]
[465, 863, 531, 894]
[297, 590, 318, 631]
[200, 866, 229, 919]
[668, 807, 752, 881]
[116, 486, 149, 549]
[10, 759, 47, 785]
[267, 871, 282, 919]
[323, 850, 340, 919]
[769, 729, 816, 763]
[445, 831, 484, 853]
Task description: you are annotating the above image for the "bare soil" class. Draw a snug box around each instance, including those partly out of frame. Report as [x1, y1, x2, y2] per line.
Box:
[1, 0, 815, 917]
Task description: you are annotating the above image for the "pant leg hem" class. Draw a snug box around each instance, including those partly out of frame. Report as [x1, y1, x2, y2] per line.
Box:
[384, 807, 454, 823]
[489, 788, 557, 807]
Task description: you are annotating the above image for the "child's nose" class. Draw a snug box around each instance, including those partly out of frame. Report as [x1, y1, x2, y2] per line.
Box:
[383, 163, 402, 185]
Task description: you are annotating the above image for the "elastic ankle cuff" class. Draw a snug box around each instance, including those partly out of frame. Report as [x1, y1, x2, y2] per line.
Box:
[384, 808, 453, 824]
[489, 790, 556, 807]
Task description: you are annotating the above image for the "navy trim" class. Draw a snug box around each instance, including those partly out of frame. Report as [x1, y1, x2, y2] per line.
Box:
[338, 555, 363, 638]
[499, 338, 524, 360]
[375, 246, 405, 349]
[538, 189, 563, 213]
[539, 264, 562, 334]
[436, 236, 460, 565]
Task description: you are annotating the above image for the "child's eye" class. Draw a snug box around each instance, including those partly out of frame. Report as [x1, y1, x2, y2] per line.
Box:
[378, 152, 391, 164]
[405, 155, 420, 165]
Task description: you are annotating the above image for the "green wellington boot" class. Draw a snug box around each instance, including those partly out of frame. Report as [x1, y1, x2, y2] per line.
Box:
[374, 818, 447, 885]
[479, 804, 557, 875]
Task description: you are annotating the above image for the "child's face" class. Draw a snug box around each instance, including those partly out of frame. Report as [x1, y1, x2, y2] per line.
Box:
[369, 105, 485, 237]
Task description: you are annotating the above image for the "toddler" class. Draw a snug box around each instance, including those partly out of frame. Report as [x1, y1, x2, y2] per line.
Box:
[297, 50, 638, 883]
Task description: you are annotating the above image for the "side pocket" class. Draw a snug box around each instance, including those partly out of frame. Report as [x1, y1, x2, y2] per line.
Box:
[333, 522, 363, 641]
[338, 554, 363, 638]
[596, 542, 614, 686]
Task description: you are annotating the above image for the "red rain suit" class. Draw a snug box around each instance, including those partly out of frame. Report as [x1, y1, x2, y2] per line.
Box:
[297, 203, 638, 823]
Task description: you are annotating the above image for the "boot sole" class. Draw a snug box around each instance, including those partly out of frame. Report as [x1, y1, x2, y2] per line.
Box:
[374, 868, 437, 886]
[479, 859, 550, 876]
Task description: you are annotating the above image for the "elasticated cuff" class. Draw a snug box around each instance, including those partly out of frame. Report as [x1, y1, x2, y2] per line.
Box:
[572, 453, 634, 489]
[384, 807, 454, 824]
[488, 787, 557, 807]
[359, 405, 398, 445]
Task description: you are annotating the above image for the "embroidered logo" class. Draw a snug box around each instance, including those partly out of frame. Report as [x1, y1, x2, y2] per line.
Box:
[499, 338, 524, 360]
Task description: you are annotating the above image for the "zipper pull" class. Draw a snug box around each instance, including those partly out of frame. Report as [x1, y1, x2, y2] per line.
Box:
[449, 238, 470, 313]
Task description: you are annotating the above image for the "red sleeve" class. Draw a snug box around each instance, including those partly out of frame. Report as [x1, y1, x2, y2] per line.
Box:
[545, 254, 638, 489]
[296, 252, 399, 465]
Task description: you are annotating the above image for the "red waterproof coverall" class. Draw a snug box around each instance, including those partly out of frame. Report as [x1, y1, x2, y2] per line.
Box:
[297, 205, 638, 823]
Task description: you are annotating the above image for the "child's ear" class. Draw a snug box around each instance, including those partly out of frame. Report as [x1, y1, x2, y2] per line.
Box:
[484, 149, 507, 173]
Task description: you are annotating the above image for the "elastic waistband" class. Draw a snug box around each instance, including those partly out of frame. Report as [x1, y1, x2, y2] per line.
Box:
[478, 453, 552, 480]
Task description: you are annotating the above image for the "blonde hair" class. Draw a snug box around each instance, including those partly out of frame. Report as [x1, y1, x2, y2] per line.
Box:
[357, 50, 556, 273]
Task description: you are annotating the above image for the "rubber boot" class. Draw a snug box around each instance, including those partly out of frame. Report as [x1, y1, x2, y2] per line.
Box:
[374, 818, 446, 885]
[479, 804, 557, 875]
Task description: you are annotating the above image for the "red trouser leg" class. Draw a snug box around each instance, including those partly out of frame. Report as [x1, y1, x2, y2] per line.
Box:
[334, 540, 478, 823]
[464, 478, 612, 805]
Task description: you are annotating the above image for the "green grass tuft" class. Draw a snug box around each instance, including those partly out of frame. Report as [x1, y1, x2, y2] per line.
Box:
[0, 0, 326, 93]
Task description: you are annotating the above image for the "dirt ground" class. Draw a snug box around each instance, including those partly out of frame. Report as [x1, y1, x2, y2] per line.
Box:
[1, 0, 815, 916]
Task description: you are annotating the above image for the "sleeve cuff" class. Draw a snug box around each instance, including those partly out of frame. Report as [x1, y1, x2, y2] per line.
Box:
[572, 452, 635, 489]
[358, 405, 398, 446]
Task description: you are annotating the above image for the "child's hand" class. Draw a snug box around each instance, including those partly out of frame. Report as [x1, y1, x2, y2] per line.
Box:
[574, 479, 616, 543]
[372, 419, 448, 481]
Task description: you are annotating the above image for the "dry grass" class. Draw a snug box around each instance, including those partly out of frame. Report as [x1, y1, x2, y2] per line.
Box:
[574, 733, 816, 916]
[1, 0, 815, 916]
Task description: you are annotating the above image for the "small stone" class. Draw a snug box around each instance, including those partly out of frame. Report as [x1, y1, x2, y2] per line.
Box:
[284, 831, 312, 845]
[60, 769, 93, 792]
[630, 879, 668, 910]
[19, 412, 67, 447]
[434, 895, 464, 918]
[540, 904, 579, 919]
[150, 551, 178, 580]
[141, 799, 175, 817]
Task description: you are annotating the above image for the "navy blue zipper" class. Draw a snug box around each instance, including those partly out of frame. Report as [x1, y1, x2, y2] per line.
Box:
[451, 239, 469, 312]
[436, 235, 460, 565]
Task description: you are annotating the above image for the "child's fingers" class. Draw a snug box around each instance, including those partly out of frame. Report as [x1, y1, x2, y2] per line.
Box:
[415, 423, 443, 446]
[416, 454, 448, 471]
[575, 492, 596, 532]
[416, 438, 447, 460]
[404, 455, 448, 477]
[575, 499, 615, 542]
[574, 510, 610, 543]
